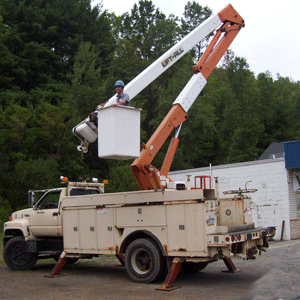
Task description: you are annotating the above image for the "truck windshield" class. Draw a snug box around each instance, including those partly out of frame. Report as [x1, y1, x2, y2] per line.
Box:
[36, 191, 61, 209]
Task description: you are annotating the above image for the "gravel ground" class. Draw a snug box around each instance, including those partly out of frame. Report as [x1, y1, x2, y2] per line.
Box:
[1, 239, 300, 300]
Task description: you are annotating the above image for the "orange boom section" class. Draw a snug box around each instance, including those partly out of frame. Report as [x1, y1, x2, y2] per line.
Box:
[192, 5, 245, 78]
[131, 105, 187, 190]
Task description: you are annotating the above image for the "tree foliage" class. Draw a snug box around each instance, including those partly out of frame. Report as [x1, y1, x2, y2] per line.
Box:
[0, 0, 299, 218]
[180, 1, 212, 60]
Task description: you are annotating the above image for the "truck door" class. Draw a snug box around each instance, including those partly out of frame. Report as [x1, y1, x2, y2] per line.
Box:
[29, 189, 63, 237]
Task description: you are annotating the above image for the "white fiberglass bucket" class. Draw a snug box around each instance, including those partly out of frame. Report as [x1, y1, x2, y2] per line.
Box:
[97, 106, 141, 160]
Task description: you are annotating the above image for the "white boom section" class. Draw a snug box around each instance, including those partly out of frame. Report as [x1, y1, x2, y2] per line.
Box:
[104, 14, 222, 107]
[173, 73, 207, 113]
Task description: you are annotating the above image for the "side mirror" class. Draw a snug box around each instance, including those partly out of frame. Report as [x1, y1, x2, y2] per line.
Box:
[28, 190, 34, 207]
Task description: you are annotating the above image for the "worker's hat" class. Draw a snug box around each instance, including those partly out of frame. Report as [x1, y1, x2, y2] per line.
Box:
[114, 80, 125, 88]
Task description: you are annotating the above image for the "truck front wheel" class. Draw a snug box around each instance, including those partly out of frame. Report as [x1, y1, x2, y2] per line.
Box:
[3, 237, 37, 270]
[125, 238, 164, 283]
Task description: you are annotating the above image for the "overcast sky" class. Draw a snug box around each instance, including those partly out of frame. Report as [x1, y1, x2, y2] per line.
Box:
[93, 0, 300, 82]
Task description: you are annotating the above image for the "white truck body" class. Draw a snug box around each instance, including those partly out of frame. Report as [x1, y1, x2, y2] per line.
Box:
[3, 180, 275, 284]
[61, 188, 270, 259]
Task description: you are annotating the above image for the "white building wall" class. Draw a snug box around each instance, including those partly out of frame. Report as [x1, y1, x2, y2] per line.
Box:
[169, 157, 290, 240]
[289, 169, 298, 220]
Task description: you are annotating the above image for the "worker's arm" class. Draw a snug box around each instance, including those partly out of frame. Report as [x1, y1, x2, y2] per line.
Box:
[113, 93, 130, 106]
[113, 99, 127, 106]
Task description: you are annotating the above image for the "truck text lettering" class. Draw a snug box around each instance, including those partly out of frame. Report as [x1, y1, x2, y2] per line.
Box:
[161, 48, 184, 67]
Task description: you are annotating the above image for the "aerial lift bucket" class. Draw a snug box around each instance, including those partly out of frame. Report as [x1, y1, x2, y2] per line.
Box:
[97, 105, 142, 160]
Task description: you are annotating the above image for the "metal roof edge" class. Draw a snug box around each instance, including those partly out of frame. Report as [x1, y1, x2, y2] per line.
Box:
[169, 157, 285, 175]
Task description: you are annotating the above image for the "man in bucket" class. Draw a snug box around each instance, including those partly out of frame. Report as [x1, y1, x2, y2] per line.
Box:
[89, 80, 130, 126]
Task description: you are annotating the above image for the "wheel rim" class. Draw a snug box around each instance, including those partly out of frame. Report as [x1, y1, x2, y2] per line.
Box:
[10, 243, 31, 266]
[131, 247, 152, 275]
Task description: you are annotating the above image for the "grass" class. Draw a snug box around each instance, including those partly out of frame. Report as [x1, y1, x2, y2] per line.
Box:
[76, 255, 118, 267]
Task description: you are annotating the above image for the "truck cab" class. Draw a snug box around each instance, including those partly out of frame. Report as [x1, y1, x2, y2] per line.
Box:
[29, 188, 63, 237]
[3, 178, 105, 270]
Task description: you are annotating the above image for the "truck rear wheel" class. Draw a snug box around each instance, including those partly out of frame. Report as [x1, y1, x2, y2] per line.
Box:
[3, 236, 37, 270]
[124, 238, 164, 283]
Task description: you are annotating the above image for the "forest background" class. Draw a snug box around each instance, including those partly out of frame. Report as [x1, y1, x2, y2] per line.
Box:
[0, 0, 300, 225]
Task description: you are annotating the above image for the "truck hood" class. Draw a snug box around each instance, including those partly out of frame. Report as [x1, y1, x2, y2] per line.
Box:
[11, 208, 33, 220]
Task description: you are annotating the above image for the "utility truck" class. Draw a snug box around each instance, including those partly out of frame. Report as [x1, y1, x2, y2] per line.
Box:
[3, 178, 106, 270]
[3, 4, 275, 290]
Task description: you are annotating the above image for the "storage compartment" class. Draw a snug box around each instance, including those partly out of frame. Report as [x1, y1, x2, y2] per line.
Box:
[97, 106, 141, 160]
[217, 198, 246, 226]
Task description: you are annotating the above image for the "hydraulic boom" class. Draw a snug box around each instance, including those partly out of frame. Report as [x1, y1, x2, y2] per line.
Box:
[72, 5, 243, 154]
[72, 5, 244, 191]
[131, 5, 244, 190]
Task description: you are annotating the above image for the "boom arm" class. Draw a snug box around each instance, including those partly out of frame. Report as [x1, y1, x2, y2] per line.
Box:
[131, 5, 245, 190]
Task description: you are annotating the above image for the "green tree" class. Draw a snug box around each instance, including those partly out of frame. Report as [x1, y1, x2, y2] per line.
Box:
[256, 73, 300, 152]
[0, 0, 116, 210]
[180, 1, 212, 60]
[0, 0, 115, 96]
[105, 164, 140, 193]
[68, 42, 107, 116]
[1, 0, 300, 214]
[218, 52, 263, 163]
[272, 76, 300, 141]
[0, 196, 12, 229]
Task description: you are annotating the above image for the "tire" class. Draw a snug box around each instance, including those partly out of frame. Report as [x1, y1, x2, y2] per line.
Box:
[181, 261, 208, 273]
[124, 238, 165, 283]
[3, 237, 37, 270]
